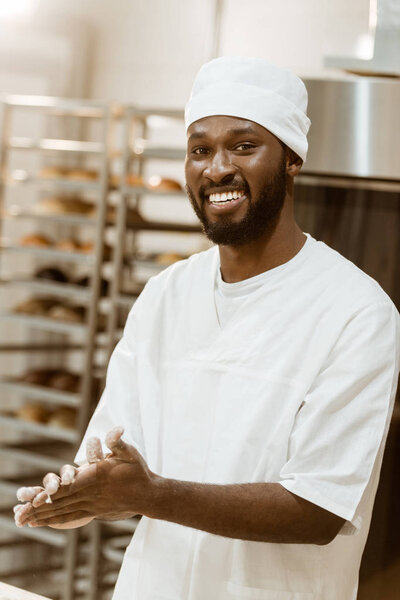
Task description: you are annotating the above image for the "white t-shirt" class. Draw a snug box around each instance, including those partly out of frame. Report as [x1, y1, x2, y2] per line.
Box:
[76, 233, 400, 600]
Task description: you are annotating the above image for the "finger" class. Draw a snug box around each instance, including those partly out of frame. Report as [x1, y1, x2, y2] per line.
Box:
[105, 426, 126, 455]
[43, 473, 61, 496]
[14, 502, 33, 527]
[86, 437, 104, 463]
[16, 486, 43, 503]
[30, 499, 87, 521]
[29, 509, 91, 528]
[60, 464, 77, 485]
[32, 490, 51, 508]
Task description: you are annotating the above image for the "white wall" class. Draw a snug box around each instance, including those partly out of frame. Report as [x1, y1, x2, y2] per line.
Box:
[2, 0, 372, 106]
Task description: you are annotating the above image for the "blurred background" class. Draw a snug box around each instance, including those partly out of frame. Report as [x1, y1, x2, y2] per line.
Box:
[0, 1, 399, 599]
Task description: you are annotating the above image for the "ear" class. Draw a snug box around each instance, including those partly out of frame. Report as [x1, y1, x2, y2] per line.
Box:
[286, 150, 303, 177]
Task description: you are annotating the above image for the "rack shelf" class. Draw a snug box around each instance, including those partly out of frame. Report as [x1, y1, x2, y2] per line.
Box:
[0, 444, 69, 472]
[0, 243, 96, 265]
[4, 207, 97, 227]
[0, 313, 88, 335]
[0, 379, 80, 407]
[0, 414, 79, 443]
[8, 137, 105, 155]
[0, 513, 66, 547]
[0, 278, 92, 303]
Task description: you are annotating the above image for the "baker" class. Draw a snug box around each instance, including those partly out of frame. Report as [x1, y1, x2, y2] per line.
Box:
[14, 57, 400, 600]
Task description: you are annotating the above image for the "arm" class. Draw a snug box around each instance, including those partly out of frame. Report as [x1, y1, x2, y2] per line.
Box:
[148, 477, 344, 545]
[20, 429, 344, 545]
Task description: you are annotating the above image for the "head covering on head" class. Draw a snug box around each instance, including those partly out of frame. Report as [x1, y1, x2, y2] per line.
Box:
[185, 56, 311, 162]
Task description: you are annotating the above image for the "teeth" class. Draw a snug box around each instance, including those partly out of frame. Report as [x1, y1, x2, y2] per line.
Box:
[209, 190, 244, 204]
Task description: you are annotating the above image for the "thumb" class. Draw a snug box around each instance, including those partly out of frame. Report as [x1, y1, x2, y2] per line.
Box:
[105, 426, 138, 461]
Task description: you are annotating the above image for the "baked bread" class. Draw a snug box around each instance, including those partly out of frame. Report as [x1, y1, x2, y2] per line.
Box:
[17, 403, 51, 424]
[147, 176, 182, 191]
[48, 407, 76, 429]
[20, 368, 62, 386]
[34, 197, 94, 216]
[155, 252, 185, 265]
[75, 275, 109, 295]
[67, 169, 98, 181]
[56, 239, 81, 252]
[39, 166, 68, 179]
[14, 298, 57, 315]
[126, 173, 145, 187]
[47, 304, 85, 323]
[34, 267, 69, 283]
[48, 371, 80, 393]
[20, 234, 53, 247]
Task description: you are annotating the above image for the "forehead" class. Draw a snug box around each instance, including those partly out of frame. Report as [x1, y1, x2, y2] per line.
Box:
[187, 115, 272, 142]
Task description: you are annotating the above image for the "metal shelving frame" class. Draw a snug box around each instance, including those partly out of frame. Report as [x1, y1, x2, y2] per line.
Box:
[0, 95, 114, 600]
[87, 105, 198, 599]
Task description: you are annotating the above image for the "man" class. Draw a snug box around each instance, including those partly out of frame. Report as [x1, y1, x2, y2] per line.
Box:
[14, 57, 400, 599]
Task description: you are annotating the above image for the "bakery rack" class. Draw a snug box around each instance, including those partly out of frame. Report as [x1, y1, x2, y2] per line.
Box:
[0, 95, 115, 600]
[86, 105, 206, 599]
[0, 97, 207, 600]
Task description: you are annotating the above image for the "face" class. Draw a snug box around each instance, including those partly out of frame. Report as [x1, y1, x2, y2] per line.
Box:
[185, 116, 288, 246]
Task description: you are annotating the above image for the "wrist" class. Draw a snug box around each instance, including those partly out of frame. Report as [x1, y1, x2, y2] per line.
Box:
[143, 473, 169, 519]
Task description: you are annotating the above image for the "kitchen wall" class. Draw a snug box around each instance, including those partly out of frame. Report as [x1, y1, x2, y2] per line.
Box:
[1, 0, 372, 105]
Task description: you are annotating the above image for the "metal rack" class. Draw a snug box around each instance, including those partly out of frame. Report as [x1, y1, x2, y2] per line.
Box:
[0, 95, 114, 600]
[85, 105, 206, 599]
[0, 97, 206, 599]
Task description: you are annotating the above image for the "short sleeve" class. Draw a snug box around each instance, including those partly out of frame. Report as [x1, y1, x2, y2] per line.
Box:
[74, 304, 145, 466]
[279, 301, 400, 534]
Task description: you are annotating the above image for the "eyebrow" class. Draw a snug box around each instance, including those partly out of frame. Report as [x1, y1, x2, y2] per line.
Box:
[188, 126, 259, 143]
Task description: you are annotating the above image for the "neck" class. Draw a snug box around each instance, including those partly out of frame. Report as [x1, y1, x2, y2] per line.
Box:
[218, 205, 306, 283]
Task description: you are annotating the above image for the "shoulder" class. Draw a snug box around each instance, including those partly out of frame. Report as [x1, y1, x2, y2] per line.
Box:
[128, 246, 217, 315]
[310, 238, 395, 313]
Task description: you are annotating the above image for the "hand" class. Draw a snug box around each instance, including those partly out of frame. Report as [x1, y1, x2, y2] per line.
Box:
[14, 427, 154, 529]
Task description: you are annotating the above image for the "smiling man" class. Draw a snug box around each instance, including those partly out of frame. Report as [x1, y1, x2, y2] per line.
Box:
[15, 57, 399, 600]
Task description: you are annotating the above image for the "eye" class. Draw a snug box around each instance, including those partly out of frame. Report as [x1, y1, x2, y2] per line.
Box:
[234, 142, 256, 151]
[191, 146, 209, 156]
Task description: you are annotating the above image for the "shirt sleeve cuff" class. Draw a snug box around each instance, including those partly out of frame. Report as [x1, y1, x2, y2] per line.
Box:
[279, 479, 362, 536]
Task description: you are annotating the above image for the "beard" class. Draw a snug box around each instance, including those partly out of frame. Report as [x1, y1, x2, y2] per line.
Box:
[186, 155, 287, 247]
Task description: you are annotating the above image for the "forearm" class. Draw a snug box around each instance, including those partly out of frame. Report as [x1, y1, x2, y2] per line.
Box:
[146, 478, 339, 545]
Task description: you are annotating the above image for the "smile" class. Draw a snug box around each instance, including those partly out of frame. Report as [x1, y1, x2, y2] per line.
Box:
[208, 190, 245, 205]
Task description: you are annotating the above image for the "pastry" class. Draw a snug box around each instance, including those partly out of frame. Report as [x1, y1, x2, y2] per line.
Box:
[20, 368, 62, 386]
[39, 166, 68, 179]
[67, 169, 98, 181]
[147, 176, 182, 191]
[155, 252, 186, 265]
[48, 371, 80, 393]
[16, 403, 51, 424]
[75, 275, 109, 295]
[47, 304, 85, 323]
[33, 197, 94, 216]
[79, 242, 112, 261]
[34, 267, 69, 283]
[14, 298, 57, 315]
[20, 233, 53, 247]
[56, 239, 81, 252]
[47, 407, 76, 429]
[126, 173, 145, 187]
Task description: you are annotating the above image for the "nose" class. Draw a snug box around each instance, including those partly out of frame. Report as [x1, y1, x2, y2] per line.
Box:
[203, 149, 236, 184]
